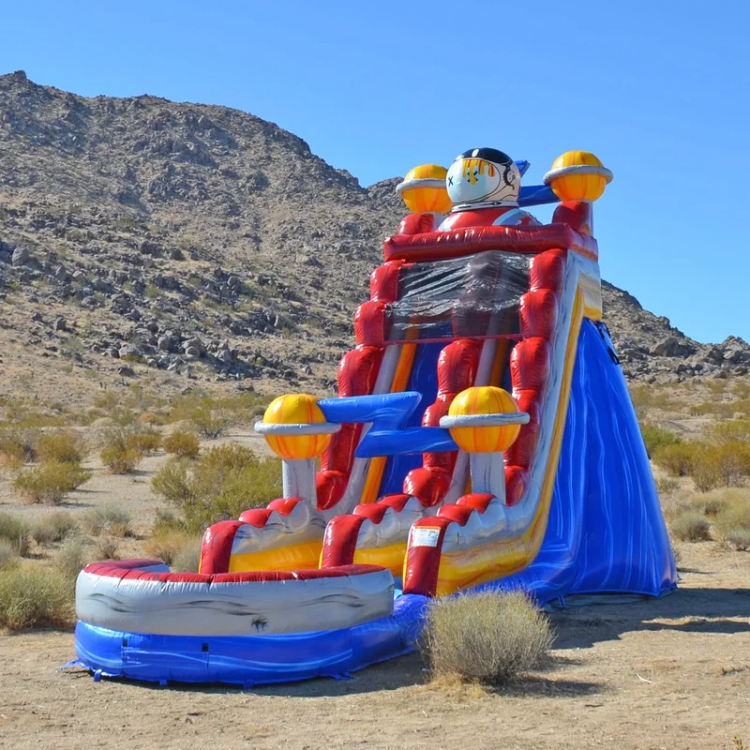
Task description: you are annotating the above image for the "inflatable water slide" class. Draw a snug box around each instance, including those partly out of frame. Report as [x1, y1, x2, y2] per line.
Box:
[72, 148, 677, 686]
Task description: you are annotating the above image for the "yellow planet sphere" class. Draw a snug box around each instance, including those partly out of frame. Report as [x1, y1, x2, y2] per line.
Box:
[448, 386, 521, 453]
[397, 164, 453, 214]
[544, 150, 612, 202]
[262, 394, 332, 460]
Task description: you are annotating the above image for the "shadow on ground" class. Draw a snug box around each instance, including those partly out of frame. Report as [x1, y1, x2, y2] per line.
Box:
[551, 587, 750, 649]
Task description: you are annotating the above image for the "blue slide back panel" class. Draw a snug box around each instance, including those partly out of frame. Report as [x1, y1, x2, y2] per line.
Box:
[378, 342, 442, 496]
[481, 319, 676, 601]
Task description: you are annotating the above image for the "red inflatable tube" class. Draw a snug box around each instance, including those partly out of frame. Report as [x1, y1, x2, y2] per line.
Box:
[384, 224, 597, 264]
[84, 560, 385, 585]
[317, 344, 384, 510]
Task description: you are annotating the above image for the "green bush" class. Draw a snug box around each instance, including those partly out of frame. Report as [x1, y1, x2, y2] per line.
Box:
[83, 505, 133, 537]
[641, 424, 681, 459]
[0, 566, 75, 630]
[163, 430, 200, 459]
[11, 462, 90, 504]
[34, 429, 86, 464]
[151, 444, 282, 532]
[670, 511, 711, 542]
[420, 591, 553, 685]
[0, 512, 30, 556]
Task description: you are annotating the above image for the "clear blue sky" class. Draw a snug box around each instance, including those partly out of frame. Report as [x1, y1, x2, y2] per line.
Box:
[1, 1, 748, 344]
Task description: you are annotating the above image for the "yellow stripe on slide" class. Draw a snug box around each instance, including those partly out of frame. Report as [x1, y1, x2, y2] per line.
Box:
[353, 541, 408, 577]
[228, 540, 323, 573]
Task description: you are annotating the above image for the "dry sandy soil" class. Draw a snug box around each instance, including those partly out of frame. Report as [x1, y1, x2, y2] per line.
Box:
[1, 430, 749, 749]
[0, 545, 746, 749]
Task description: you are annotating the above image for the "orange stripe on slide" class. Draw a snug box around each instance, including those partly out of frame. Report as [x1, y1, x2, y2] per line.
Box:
[360, 343, 417, 504]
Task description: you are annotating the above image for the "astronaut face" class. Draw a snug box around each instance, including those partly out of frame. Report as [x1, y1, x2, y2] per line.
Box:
[446, 148, 521, 206]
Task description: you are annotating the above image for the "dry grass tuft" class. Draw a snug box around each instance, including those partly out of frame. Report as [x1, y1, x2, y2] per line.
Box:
[0, 424, 39, 464]
[0, 539, 20, 569]
[31, 511, 80, 546]
[0, 512, 30, 557]
[420, 591, 553, 686]
[670, 511, 711, 542]
[0, 566, 75, 631]
[55, 536, 90, 580]
[83, 505, 133, 537]
[143, 530, 200, 566]
[93, 537, 120, 561]
[11, 462, 90, 504]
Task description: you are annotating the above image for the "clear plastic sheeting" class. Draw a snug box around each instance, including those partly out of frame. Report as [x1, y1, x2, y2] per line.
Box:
[384, 250, 531, 343]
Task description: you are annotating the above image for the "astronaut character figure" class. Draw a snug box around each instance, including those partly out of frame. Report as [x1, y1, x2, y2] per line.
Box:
[438, 147, 540, 231]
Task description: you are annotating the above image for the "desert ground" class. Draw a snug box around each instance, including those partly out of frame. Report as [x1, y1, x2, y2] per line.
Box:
[0, 542, 747, 750]
[1, 416, 749, 750]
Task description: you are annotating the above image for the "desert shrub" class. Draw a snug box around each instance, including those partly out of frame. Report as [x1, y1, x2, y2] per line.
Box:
[190, 402, 229, 439]
[670, 511, 711, 542]
[151, 444, 282, 532]
[641, 424, 681, 458]
[55, 536, 89, 580]
[420, 591, 553, 685]
[93, 537, 120, 561]
[31, 511, 80, 546]
[725, 528, 750, 551]
[83, 505, 132, 537]
[0, 512, 30, 556]
[653, 442, 700, 477]
[125, 426, 162, 455]
[656, 476, 679, 496]
[11, 462, 90, 504]
[163, 430, 200, 459]
[151, 508, 186, 534]
[144, 530, 202, 569]
[100, 444, 141, 474]
[167, 392, 270, 429]
[99, 426, 143, 474]
[34, 429, 86, 464]
[709, 420, 750, 445]
[0, 539, 19, 569]
[691, 441, 750, 491]
[143, 530, 190, 566]
[712, 500, 750, 539]
[172, 536, 203, 572]
[0, 566, 75, 630]
[688, 493, 728, 517]
[0, 424, 39, 464]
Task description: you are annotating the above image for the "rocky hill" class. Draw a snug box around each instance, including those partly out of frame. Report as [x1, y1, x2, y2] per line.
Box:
[0, 71, 748, 408]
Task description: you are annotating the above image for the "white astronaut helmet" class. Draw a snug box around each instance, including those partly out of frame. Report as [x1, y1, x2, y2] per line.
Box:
[446, 148, 521, 209]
